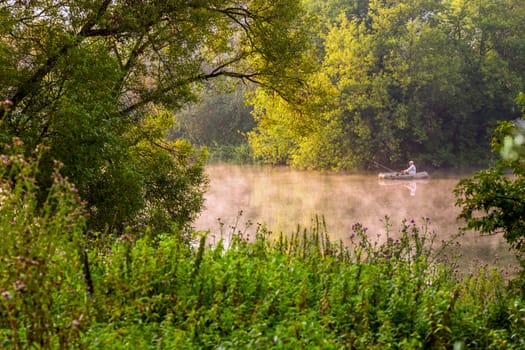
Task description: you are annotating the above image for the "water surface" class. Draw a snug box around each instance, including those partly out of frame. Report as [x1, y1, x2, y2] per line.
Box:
[195, 164, 517, 273]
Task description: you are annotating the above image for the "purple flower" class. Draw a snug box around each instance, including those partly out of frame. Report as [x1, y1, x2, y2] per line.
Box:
[14, 280, 26, 292]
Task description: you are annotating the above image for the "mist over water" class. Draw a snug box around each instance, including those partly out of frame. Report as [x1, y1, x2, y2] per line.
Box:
[195, 164, 517, 273]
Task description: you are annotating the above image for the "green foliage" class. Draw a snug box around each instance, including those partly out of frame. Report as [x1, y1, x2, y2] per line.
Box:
[248, 72, 343, 168]
[0, 142, 88, 349]
[0, 0, 311, 234]
[250, 0, 525, 170]
[129, 135, 209, 234]
[171, 85, 254, 147]
[454, 92, 525, 291]
[77, 217, 525, 349]
[499, 93, 525, 162]
[455, 168, 525, 251]
[206, 142, 254, 164]
[248, 90, 302, 165]
[170, 83, 256, 163]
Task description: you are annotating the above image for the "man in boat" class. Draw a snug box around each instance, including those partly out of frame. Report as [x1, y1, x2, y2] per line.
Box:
[402, 161, 416, 175]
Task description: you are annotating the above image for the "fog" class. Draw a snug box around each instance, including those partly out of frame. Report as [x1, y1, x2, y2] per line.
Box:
[195, 164, 517, 273]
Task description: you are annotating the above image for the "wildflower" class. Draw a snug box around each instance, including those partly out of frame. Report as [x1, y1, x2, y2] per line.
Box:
[119, 234, 132, 242]
[0, 99, 13, 112]
[14, 280, 26, 292]
[1, 291, 12, 300]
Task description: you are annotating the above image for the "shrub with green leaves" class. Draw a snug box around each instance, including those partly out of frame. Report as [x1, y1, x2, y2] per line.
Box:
[455, 92, 525, 290]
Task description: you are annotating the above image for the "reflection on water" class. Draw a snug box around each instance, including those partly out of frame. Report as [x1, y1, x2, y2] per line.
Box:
[195, 164, 518, 273]
[405, 182, 416, 196]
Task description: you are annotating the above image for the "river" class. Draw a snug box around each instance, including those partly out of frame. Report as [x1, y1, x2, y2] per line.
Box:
[194, 164, 518, 274]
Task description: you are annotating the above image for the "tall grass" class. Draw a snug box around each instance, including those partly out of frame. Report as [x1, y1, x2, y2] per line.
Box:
[0, 141, 87, 349]
[1, 147, 524, 349]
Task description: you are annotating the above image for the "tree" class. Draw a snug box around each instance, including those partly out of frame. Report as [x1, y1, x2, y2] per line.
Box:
[249, 0, 525, 171]
[0, 0, 312, 233]
[454, 93, 525, 268]
[170, 82, 255, 148]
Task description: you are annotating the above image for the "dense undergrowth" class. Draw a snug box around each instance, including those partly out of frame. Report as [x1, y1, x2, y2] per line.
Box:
[1, 149, 525, 349]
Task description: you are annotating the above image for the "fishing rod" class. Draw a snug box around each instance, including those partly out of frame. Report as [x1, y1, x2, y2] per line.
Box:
[368, 159, 395, 172]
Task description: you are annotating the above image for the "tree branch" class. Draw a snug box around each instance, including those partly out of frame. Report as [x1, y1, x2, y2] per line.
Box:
[10, 0, 112, 107]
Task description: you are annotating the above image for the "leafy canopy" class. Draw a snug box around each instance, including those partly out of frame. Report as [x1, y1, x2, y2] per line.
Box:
[0, 0, 312, 233]
[250, 0, 525, 170]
